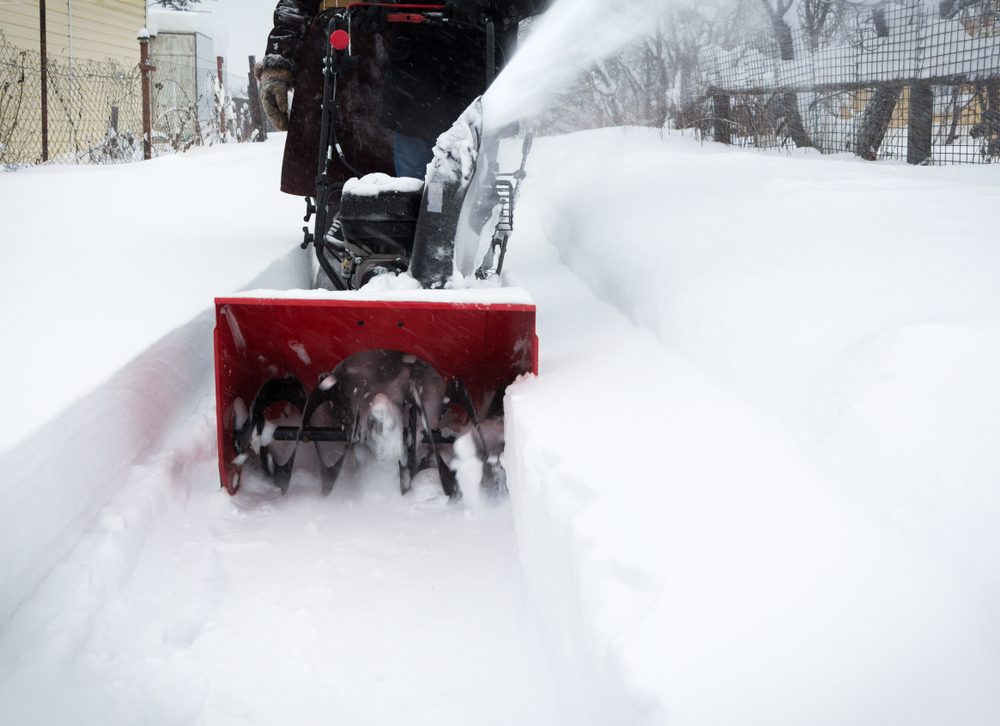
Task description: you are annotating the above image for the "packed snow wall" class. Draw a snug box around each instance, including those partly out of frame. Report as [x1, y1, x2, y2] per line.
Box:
[0, 250, 311, 627]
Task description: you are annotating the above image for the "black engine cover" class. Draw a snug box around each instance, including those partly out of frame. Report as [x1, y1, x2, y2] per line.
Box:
[339, 185, 423, 257]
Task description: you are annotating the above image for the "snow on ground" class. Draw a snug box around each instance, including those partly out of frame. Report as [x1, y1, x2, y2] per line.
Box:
[0, 137, 570, 725]
[2, 127, 999, 725]
[0, 141, 303, 446]
[0, 404, 566, 726]
[504, 128, 1000, 724]
[0, 140, 308, 635]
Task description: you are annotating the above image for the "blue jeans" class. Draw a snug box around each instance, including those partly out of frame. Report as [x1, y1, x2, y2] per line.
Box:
[393, 133, 435, 179]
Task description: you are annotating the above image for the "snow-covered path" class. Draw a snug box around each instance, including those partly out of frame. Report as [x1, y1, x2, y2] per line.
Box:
[0, 138, 573, 726]
[3, 129, 999, 725]
[0, 393, 568, 726]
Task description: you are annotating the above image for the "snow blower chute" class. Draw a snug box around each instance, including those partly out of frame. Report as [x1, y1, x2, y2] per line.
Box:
[214, 3, 537, 500]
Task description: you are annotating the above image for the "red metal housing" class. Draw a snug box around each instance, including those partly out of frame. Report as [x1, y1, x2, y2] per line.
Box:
[214, 296, 538, 493]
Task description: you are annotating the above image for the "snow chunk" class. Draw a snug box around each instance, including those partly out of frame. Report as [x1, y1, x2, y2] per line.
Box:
[228, 285, 535, 306]
[451, 431, 484, 508]
[288, 341, 311, 365]
[357, 271, 422, 294]
[342, 173, 424, 197]
[429, 100, 483, 186]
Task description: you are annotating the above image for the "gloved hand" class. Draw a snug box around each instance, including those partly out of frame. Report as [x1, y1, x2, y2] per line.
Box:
[444, 0, 489, 25]
[258, 67, 294, 131]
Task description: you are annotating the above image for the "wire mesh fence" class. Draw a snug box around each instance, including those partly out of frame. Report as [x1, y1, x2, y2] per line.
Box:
[6, 3, 998, 169]
[0, 34, 143, 168]
[534, 0, 998, 165]
[0, 30, 267, 170]
[698, 0, 1000, 164]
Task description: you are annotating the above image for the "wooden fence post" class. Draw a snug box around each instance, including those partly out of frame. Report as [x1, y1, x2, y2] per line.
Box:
[39, 0, 49, 161]
[712, 90, 731, 144]
[217, 56, 226, 137]
[856, 84, 902, 160]
[138, 29, 154, 161]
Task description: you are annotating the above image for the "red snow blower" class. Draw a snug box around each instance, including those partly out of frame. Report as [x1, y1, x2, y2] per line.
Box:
[213, 3, 537, 500]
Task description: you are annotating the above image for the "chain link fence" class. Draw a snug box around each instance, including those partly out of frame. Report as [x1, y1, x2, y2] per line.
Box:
[7, 3, 998, 169]
[1, 33, 142, 168]
[1, 30, 267, 170]
[698, 0, 1000, 164]
[538, 0, 998, 165]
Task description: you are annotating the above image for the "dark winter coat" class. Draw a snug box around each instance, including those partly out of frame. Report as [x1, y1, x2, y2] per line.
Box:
[260, 0, 547, 196]
[380, 1, 547, 140]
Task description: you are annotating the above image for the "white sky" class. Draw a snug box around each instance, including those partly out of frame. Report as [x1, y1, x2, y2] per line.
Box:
[210, 0, 276, 65]
[150, 0, 276, 66]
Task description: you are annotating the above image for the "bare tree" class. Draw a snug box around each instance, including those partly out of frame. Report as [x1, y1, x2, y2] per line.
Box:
[757, 0, 796, 59]
[851, 4, 900, 160]
[757, 0, 814, 147]
[663, 6, 711, 127]
[640, 23, 671, 128]
[798, 0, 845, 51]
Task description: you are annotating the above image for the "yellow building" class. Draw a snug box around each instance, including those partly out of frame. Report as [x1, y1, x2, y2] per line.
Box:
[0, 0, 147, 164]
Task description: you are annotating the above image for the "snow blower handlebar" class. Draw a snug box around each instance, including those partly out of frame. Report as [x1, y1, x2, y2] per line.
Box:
[303, 3, 498, 289]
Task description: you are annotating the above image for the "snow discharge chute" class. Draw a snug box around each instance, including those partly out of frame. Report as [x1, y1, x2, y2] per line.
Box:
[213, 4, 538, 501]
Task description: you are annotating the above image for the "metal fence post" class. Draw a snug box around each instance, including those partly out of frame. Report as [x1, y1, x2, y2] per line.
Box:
[138, 29, 154, 160]
[712, 89, 731, 145]
[39, 0, 49, 162]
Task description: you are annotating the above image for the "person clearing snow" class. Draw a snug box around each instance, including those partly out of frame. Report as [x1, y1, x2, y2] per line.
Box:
[255, 0, 547, 189]
[218, 2, 547, 501]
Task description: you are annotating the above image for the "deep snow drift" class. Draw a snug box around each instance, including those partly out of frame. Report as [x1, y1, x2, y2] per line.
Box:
[504, 128, 1000, 725]
[1, 142, 304, 445]
[2, 127, 999, 725]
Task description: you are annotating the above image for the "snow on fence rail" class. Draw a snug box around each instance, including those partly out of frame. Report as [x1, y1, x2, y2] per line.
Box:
[0, 30, 268, 169]
[698, 1, 1000, 164]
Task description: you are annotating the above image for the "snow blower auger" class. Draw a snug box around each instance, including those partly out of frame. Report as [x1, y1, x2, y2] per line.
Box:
[213, 3, 537, 501]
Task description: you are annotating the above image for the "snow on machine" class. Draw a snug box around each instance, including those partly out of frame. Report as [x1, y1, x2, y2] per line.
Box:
[213, 3, 537, 500]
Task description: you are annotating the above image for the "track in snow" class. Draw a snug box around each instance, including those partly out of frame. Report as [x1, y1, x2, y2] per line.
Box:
[0, 397, 568, 726]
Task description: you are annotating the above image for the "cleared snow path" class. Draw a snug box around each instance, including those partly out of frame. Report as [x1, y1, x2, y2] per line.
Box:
[0, 393, 569, 726]
[0, 138, 571, 726]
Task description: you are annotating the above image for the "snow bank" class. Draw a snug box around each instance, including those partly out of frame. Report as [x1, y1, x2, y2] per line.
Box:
[0, 251, 309, 628]
[0, 140, 304, 447]
[0, 138, 310, 627]
[531, 128, 1000, 606]
[503, 128, 1000, 725]
[342, 172, 424, 197]
[3, 122, 999, 724]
